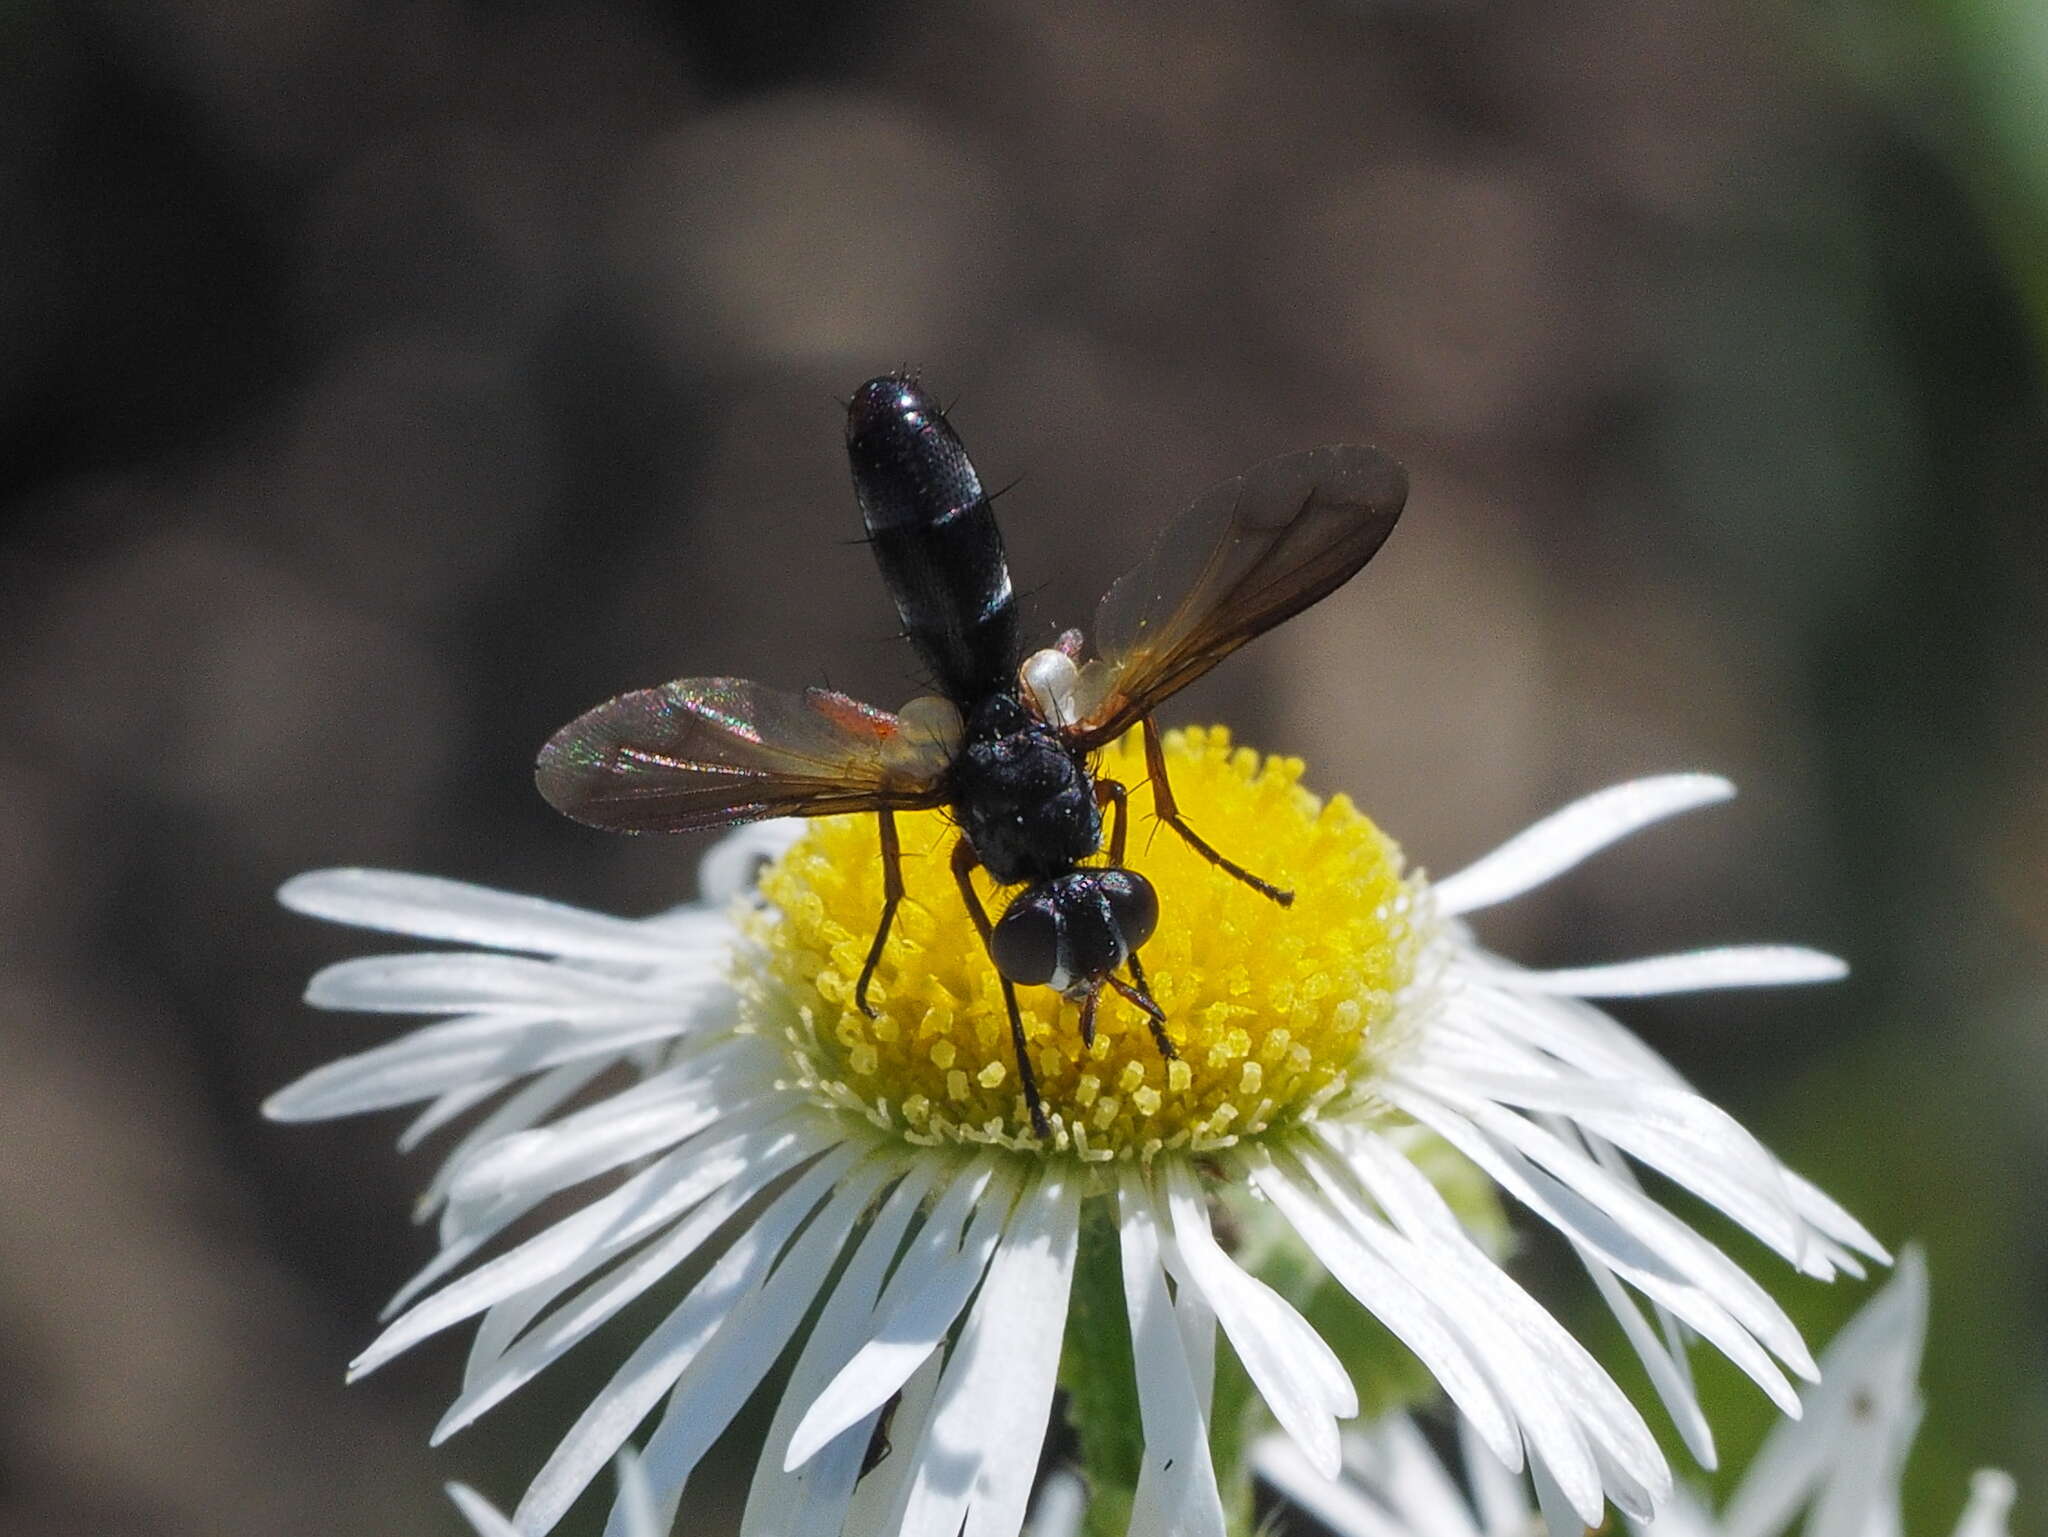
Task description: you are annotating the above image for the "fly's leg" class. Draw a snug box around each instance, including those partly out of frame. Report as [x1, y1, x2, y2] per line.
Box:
[1142, 714, 1293, 905]
[953, 837, 1051, 1139]
[1111, 948, 1177, 1062]
[1078, 985, 1100, 1049]
[854, 810, 905, 1019]
[1095, 777, 1131, 865]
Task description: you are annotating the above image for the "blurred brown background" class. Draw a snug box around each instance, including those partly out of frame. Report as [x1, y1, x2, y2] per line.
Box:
[1, 1, 2043, 1532]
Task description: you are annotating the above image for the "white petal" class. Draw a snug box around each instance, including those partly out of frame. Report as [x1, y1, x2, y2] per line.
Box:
[782, 1160, 1009, 1470]
[1431, 776, 1734, 916]
[1118, 1168, 1226, 1537]
[1247, 1152, 1520, 1473]
[420, 1059, 613, 1222]
[356, 1111, 818, 1377]
[1584, 1261, 1717, 1468]
[265, 1011, 688, 1120]
[1349, 1418, 1486, 1537]
[305, 952, 687, 1014]
[1721, 1249, 1928, 1537]
[512, 1153, 873, 1534]
[1422, 1067, 1806, 1265]
[1319, 1135, 1672, 1513]
[1023, 1470, 1088, 1537]
[1252, 1432, 1410, 1537]
[1494, 946, 1847, 997]
[280, 868, 697, 960]
[840, 1350, 943, 1536]
[625, 1159, 904, 1526]
[899, 1170, 1080, 1537]
[435, 1126, 838, 1437]
[400, 1077, 510, 1152]
[445, 1040, 776, 1207]
[449, 1484, 522, 1537]
[1162, 1160, 1354, 1478]
[1382, 1086, 1815, 1393]
[740, 1163, 938, 1537]
[1952, 1472, 2017, 1537]
[698, 821, 807, 905]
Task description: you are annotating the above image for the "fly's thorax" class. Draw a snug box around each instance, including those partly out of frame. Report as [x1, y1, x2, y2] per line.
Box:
[954, 700, 1101, 884]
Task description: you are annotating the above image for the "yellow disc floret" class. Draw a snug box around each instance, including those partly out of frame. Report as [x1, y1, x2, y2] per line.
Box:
[747, 726, 1421, 1160]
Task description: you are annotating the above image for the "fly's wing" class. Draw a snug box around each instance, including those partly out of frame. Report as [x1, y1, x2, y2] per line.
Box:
[1067, 444, 1407, 747]
[536, 678, 956, 833]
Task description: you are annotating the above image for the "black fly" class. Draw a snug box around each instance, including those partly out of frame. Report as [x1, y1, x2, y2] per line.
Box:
[536, 375, 1407, 1136]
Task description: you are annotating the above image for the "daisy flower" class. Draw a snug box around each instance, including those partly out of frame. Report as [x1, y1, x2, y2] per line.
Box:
[268, 731, 1881, 1535]
[1252, 1248, 2018, 1537]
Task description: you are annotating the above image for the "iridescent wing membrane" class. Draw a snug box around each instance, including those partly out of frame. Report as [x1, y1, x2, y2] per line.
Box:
[536, 678, 954, 833]
[1068, 444, 1408, 747]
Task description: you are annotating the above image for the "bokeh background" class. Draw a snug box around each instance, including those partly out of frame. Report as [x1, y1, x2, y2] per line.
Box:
[1, 1, 2042, 1532]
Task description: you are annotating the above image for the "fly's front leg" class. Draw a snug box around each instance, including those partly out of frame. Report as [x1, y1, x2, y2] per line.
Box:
[1142, 715, 1293, 905]
[952, 836, 1050, 1140]
[1113, 948, 1177, 1063]
[1095, 777, 1131, 866]
[854, 810, 904, 1018]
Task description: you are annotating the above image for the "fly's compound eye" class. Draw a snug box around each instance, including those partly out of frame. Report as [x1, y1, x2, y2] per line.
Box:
[1097, 868, 1158, 953]
[990, 892, 1062, 987]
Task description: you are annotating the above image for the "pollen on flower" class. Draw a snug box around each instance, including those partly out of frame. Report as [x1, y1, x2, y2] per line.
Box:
[750, 725, 1421, 1159]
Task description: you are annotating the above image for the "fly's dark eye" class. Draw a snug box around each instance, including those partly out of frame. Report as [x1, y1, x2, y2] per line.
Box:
[990, 894, 1061, 986]
[1098, 869, 1158, 953]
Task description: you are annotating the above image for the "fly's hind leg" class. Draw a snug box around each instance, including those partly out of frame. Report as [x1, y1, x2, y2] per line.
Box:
[854, 810, 904, 1019]
[1142, 715, 1293, 906]
[952, 837, 1051, 1139]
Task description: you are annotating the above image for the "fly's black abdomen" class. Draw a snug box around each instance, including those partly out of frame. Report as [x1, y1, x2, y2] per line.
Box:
[847, 375, 1020, 702]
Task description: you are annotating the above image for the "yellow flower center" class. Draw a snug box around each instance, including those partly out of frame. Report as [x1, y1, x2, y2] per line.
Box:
[748, 726, 1421, 1160]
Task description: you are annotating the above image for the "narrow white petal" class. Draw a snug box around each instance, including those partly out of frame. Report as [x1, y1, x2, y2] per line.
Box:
[1431, 776, 1735, 916]
[280, 868, 696, 960]
[841, 1350, 943, 1536]
[741, 1163, 938, 1537]
[1349, 1418, 1485, 1537]
[1317, 1136, 1672, 1516]
[1118, 1168, 1226, 1537]
[1252, 1432, 1410, 1537]
[265, 1010, 689, 1120]
[1247, 1152, 1520, 1472]
[512, 1153, 869, 1534]
[1495, 946, 1847, 997]
[1381, 1087, 1815, 1393]
[898, 1171, 1081, 1537]
[1457, 1415, 1533, 1537]
[445, 1040, 775, 1207]
[1298, 1149, 1605, 1521]
[436, 1127, 838, 1437]
[698, 821, 807, 905]
[1024, 1470, 1088, 1537]
[305, 952, 680, 1013]
[356, 1111, 816, 1377]
[421, 1059, 614, 1222]
[1952, 1472, 2018, 1537]
[1721, 1250, 1928, 1537]
[1783, 1166, 1891, 1265]
[400, 1077, 509, 1151]
[1425, 1068, 1806, 1264]
[626, 1160, 903, 1525]
[613, 1453, 660, 1537]
[1584, 1261, 1717, 1468]
[449, 1484, 522, 1537]
[1162, 1161, 1354, 1478]
[783, 1161, 1009, 1470]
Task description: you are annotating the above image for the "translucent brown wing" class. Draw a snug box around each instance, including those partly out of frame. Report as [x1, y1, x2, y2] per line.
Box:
[536, 678, 957, 833]
[1067, 444, 1407, 747]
